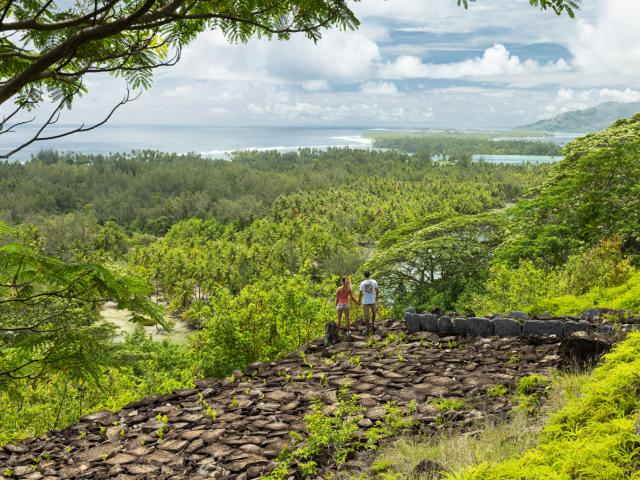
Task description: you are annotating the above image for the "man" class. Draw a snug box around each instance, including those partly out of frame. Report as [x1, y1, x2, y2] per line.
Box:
[358, 271, 379, 334]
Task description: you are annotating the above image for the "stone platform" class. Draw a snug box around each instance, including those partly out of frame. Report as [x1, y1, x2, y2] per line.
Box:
[1, 323, 570, 479]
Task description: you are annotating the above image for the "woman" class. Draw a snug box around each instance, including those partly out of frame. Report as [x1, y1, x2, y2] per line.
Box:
[336, 275, 360, 335]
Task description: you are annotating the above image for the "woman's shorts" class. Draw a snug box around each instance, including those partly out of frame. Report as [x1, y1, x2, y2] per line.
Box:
[336, 303, 349, 311]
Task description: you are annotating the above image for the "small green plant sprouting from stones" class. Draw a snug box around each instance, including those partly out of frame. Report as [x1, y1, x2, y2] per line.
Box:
[319, 373, 329, 387]
[298, 461, 318, 477]
[289, 431, 303, 444]
[155, 414, 169, 441]
[516, 374, 548, 395]
[64, 446, 72, 454]
[514, 374, 549, 415]
[430, 398, 467, 411]
[447, 340, 461, 349]
[508, 354, 521, 364]
[487, 384, 509, 398]
[227, 374, 236, 383]
[204, 402, 218, 421]
[372, 459, 394, 473]
[229, 396, 240, 409]
[262, 387, 416, 480]
[79, 431, 87, 439]
[99, 453, 108, 461]
[3, 468, 14, 477]
[397, 353, 406, 362]
[198, 393, 217, 421]
[98, 424, 106, 435]
[348, 355, 361, 367]
[299, 351, 315, 369]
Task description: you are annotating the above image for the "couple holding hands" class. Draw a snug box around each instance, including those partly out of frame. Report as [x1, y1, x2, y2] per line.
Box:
[335, 271, 379, 336]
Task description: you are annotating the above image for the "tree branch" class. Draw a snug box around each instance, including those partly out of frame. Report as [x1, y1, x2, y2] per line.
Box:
[0, 86, 139, 159]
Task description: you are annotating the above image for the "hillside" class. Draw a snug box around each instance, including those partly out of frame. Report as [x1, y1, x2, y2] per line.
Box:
[1, 317, 592, 479]
[518, 101, 640, 133]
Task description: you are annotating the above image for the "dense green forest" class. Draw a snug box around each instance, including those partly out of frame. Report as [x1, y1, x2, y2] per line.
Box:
[367, 132, 561, 160]
[0, 146, 547, 444]
[2, 116, 640, 446]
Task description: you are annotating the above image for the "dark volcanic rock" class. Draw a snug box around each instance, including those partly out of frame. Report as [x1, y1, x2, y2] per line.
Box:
[3, 323, 567, 480]
[563, 321, 594, 337]
[523, 320, 563, 337]
[493, 318, 521, 337]
[437, 316, 453, 335]
[508, 311, 529, 320]
[404, 313, 421, 334]
[467, 317, 494, 337]
[451, 317, 469, 336]
[419, 314, 438, 332]
[560, 332, 612, 370]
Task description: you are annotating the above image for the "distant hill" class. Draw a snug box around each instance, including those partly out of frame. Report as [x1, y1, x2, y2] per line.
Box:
[519, 101, 640, 133]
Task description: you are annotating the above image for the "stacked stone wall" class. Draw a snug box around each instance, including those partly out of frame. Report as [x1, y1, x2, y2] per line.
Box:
[404, 308, 638, 338]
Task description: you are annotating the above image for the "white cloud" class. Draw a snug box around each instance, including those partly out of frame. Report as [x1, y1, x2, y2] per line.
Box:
[302, 80, 330, 92]
[599, 88, 640, 103]
[22, 0, 640, 131]
[567, 0, 640, 82]
[359, 81, 398, 96]
[379, 44, 569, 82]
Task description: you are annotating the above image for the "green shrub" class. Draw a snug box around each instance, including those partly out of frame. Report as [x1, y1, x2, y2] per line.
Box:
[487, 385, 509, 398]
[430, 399, 467, 412]
[516, 375, 548, 396]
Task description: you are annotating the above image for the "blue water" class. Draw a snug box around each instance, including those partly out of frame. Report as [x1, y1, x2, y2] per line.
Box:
[5, 125, 374, 162]
[472, 154, 563, 164]
[4, 125, 575, 163]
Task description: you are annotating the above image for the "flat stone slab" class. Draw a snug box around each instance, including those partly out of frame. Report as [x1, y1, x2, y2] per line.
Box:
[563, 321, 594, 337]
[493, 318, 522, 337]
[451, 317, 468, 336]
[437, 316, 453, 335]
[523, 320, 563, 337]
[404, 313, 420, 333]
[467, 317, 494, 337]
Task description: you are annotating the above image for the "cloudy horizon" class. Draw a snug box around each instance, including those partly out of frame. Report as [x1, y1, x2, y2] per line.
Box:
[21, 0, 640, 129]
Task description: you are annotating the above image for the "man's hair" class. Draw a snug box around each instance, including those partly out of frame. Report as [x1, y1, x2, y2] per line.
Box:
[364, 271, 371, 278]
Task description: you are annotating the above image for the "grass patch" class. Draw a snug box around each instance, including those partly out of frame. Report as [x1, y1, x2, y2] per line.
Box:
[362, 413, 540, 479]
[349, 371, 590, 480]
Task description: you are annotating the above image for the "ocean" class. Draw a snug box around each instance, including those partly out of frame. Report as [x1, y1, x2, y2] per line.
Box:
[4, 125, 577, 163]
[6, 125, 375, 162]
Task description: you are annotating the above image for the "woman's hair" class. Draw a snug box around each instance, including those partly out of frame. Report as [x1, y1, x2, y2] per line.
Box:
[341, 275, 352, 291]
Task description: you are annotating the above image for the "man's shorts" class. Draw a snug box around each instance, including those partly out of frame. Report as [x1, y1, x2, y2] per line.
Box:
[363, 304, 376, 317]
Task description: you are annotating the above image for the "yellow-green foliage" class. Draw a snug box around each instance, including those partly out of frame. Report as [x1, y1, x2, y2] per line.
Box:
[445, 332, 640, 480]
[430, 398, 467, 412]
[470, 238, 640, 316]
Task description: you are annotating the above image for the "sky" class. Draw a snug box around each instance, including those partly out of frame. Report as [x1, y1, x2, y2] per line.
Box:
[35, 0, 640, 129]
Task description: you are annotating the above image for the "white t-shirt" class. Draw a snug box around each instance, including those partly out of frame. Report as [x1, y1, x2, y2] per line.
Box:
[360, 279, 378, 305]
